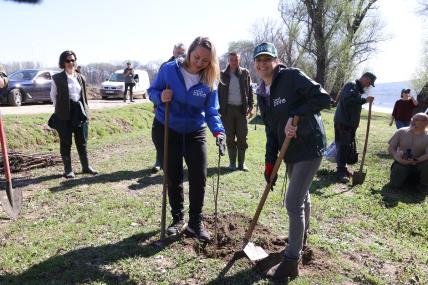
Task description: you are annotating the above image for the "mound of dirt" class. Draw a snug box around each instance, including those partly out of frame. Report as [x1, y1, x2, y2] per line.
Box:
[180, 213, 314, 265]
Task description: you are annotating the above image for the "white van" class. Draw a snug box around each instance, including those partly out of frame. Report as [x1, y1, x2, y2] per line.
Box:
[100, 69, 150, 100]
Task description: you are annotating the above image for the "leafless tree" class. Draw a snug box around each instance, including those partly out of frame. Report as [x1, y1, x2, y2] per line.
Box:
[250, 0, 384, 96]
[328, 0, 384, 99]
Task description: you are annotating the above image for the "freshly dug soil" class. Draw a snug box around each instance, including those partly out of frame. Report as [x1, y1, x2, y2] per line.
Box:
[180, 213, 314, 265]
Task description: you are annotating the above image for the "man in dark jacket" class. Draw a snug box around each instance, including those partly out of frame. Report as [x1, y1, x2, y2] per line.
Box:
[254, 42, 330, 281]
[334, 72, 375, 183]
[218, 52, 254, 171]
[0, 65, 7, 89]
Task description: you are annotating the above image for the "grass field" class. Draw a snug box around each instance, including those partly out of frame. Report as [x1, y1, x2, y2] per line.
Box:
[0, 104, 427, 285]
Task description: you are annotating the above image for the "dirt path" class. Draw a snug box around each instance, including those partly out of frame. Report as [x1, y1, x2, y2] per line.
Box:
[0, 99, 151, 115]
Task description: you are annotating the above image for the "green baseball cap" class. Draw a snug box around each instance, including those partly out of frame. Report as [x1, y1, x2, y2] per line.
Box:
[362, 72, 376, 87]
[253, 42, 278, 59]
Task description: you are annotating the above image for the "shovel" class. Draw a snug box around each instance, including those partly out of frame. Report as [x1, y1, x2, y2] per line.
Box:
[159, 86, 171, 241]
[242, 116, 299, 261]
[352, 100, 372, 186]
[0, 111, 22, 219]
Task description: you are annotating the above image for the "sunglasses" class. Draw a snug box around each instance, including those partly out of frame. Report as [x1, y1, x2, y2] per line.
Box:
[65, 59, 76, 63]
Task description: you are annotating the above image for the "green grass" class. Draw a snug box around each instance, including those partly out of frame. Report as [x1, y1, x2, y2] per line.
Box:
[0, 104, 427, 284]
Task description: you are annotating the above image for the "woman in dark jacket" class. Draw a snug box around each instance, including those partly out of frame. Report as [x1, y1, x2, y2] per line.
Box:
[253, 43, 330, 281]
[50, 50, 97, 178]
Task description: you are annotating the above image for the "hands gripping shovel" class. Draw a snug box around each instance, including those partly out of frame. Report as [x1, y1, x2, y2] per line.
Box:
[0, 110, 22, 219]
[242, 116, 299, 261]
[352, 100, 372, 185]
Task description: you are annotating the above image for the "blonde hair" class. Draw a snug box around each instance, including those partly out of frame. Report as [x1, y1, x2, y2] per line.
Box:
[183, 36, 220, 90]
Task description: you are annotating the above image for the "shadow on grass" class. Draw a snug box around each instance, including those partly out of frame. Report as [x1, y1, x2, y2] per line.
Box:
[8, 174, 63, 188]
[310, 168, 341, 196]
[371, 183, 426, 208]
[0, 230, 185, 285]
[47, 164, 242, 193]
[206, 268, 269, 285]
[49, 168, 160, 193]
[374, 151, 391, 160]
[206, 252, 270, 285]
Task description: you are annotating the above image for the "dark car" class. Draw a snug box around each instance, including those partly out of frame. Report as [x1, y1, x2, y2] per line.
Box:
[0, 69, 58, 106]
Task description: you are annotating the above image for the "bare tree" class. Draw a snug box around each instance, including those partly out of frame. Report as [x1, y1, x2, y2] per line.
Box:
[250, 0, 384, 94]
[329, 0, 384, 99]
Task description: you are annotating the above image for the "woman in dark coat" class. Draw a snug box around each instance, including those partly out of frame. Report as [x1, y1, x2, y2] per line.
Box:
[50, 50, 97, 178]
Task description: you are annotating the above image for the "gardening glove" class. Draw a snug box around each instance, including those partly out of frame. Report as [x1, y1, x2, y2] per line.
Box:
[215, 132, 226, 156]
[264, 162, 277, 190]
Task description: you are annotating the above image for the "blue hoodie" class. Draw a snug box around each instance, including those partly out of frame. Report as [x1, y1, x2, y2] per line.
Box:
[148, 60, 224, 135]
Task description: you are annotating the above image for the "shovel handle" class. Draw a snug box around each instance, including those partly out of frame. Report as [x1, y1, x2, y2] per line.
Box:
[359, 101, 372, 173]
[160, 85, 170, 240]
[244, 116, 299, 244]
[0, 111, 11, 182]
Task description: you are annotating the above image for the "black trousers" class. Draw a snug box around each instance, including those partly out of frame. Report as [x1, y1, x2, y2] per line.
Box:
[153, 119, 207, 221]
[56, 101, 89, 167]
[124, 83, 135, 100]
[334, 123, 356, 173]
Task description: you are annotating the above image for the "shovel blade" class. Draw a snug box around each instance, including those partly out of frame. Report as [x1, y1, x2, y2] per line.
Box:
[352, 171, 366, 186]
[243, 242, 269, 261]
[0, 182, 22, 219]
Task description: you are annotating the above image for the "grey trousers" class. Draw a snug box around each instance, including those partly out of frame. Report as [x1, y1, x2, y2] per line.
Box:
[222, 105, 248, 151]
[284, 157, 322, 259]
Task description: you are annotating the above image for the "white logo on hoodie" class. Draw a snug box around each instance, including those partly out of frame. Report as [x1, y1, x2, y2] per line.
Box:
[273, 97, 286, 107]
[193, 89, 206, 98]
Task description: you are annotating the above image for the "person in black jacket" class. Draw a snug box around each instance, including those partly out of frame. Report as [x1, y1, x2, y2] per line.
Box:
[50, 50, 98, 178]
[334, 72, 375, 183]
[0, 65, 7, 89]
[253, 42, 330, 281]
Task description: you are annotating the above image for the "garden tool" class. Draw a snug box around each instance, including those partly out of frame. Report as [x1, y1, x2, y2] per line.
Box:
[0, 110, 22, 219]
[352, 100, 372, 185]
[160, 85, 171, 240]
[242, 116, 299, 261]
[213, 140, 225, 258]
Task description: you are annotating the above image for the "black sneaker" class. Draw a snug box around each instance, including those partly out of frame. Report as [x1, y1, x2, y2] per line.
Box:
[336, 173, 349, 183]
[185, 221, 210, 242]
[166, 219, 186, 236]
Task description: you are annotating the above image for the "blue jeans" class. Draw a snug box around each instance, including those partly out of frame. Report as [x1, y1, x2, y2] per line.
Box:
[395, 120, 410, 129]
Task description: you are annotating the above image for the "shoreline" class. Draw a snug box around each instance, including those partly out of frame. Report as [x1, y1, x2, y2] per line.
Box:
[363, 104, 392, 114]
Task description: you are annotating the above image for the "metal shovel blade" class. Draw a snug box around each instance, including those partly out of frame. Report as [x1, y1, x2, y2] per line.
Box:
[0, 182, 22, 219]
[243, 242, 269, 261]
[352, 171, 366, 186]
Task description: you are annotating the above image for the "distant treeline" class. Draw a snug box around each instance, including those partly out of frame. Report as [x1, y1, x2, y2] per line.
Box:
[0, 60, 162, 87]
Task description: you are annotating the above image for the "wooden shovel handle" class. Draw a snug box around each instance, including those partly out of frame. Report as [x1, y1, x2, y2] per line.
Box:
[160, 85, 170, 240]
[358, 101, 372, 173]
[244, 116, 299, 244]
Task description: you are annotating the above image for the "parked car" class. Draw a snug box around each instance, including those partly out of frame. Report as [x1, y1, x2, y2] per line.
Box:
[100, 69, 150, 100]
[0, 69, 58, 106]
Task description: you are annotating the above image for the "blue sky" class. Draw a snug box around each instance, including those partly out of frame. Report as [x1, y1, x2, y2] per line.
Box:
[0, 0, 425, 83]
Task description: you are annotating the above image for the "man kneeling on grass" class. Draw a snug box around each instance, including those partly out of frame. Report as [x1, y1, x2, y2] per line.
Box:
[388, 113, 428, 194]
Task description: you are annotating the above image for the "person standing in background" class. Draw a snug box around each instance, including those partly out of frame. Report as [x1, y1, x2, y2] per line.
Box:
[218, 52, 254, 171]
[123, 61, 136, 102]
[0, 65, 8, 89]
[334, 72, 375, 183]
[389, 88, 418, 129]
[50, 50, 98, 178]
